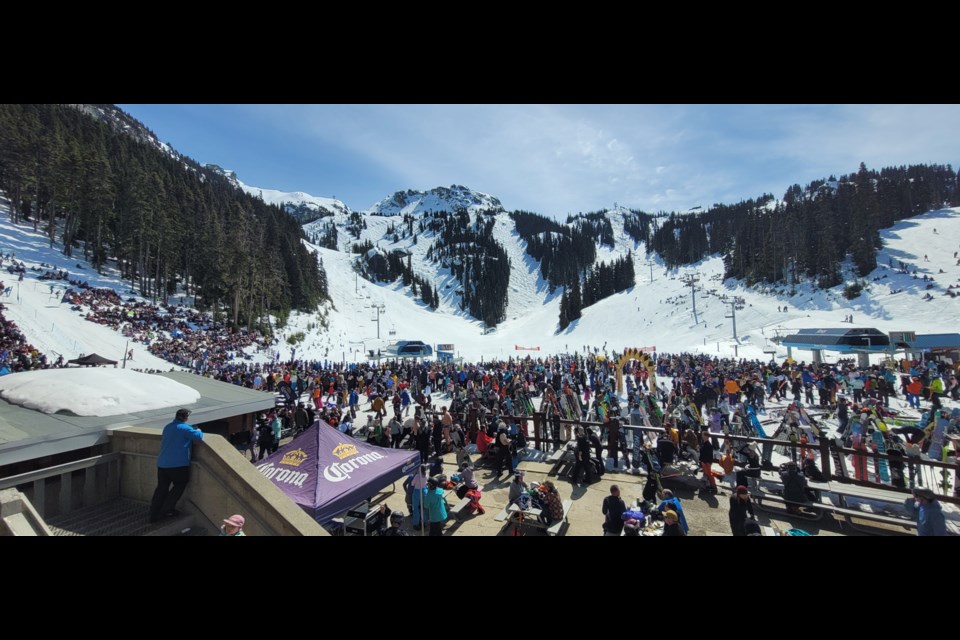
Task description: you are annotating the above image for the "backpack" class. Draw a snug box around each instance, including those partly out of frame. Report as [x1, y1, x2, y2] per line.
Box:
[516, 493, 531, 511]
[802, 457, 825, 482]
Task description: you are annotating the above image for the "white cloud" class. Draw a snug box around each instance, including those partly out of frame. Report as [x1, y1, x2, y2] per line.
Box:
[230, 104, 959, 218]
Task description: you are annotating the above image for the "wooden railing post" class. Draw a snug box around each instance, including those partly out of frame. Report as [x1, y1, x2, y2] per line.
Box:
[820, 436, 832, 481]
[533, 412, 543, 451]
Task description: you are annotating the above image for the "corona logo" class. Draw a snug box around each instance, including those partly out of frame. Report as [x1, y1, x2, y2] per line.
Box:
[280, 448, 308, 468]
[333, 443, 358, 460]
[257, 462, 309, 488]
[323, 451, 386, 483]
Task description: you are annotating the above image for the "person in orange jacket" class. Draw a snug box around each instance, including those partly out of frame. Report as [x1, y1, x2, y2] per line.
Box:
[724, 378, 741, 404]
[906, 377, 922, 409]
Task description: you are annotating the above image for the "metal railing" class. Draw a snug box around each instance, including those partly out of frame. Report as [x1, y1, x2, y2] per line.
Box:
[407, 403, 960, 506]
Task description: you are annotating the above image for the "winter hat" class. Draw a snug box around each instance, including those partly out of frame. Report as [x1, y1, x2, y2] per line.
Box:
[664, 510, 678, 521]
[223, 514, 245, 528]
[736, 485, 749, 495]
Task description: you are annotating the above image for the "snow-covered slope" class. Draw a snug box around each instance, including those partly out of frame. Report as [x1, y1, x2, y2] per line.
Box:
[0, 206, 185, 371]
[2, 178, 959, 369]
[277, 205, 960, 365]
[237, 179, 350, 220]
[199, 166, 351, 222]
[365, 185, 504, 216]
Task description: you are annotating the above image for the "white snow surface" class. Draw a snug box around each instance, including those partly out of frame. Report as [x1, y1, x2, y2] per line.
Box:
[365, 185, 504, 217]
[236, 179, 350, 217]
[0, 190, 958, 369]
[282, 205, 960, 365]
[0, 368, 199, 416]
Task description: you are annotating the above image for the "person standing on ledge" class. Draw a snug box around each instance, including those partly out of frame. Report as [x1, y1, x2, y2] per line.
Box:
[149, 408, 202, 523]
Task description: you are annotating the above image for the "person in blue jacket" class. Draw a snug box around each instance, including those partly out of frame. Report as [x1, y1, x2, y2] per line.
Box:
[656, 489, 689, 534]
[904, 487, 947, 536]
[149, 408, 203, 523]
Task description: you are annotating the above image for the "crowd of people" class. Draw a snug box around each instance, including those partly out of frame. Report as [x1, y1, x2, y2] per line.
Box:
[0, 303, 47, 372]
[61, 286, 273, 370]
[2, 249, 958, 536]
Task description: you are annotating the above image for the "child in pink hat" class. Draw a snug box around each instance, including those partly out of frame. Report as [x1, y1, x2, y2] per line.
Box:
[220, 514, 246, 536]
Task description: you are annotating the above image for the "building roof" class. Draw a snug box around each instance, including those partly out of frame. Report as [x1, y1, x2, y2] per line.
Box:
[907, 333, 960, 351]
[782, 327, 890, 351]
[0, 371, 275, 468]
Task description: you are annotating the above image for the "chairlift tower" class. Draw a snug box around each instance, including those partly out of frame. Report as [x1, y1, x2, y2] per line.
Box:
[369, 303, 386, 339]
[725, 301, 738, 341]
[681, 273, 700, 324]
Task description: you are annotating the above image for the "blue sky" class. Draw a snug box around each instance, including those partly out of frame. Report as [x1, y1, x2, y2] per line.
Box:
[119, 104, 960, 218]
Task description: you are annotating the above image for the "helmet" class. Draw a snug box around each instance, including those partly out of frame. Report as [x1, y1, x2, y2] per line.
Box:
[175, 408, 192, 421]
[390, 511, 404, 522]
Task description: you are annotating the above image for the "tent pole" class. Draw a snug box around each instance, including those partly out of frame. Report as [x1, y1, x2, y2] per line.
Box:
[420, 464, 426, 537]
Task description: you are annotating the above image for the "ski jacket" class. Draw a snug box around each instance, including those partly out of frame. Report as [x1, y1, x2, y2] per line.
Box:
[602, 495, 627, 534]
[657, 497, 689, 533]
[904, 497, 946, 536]
[728, 495, 755, 535]
[157, 420, 203, 468]
[780, 468, 808, 504]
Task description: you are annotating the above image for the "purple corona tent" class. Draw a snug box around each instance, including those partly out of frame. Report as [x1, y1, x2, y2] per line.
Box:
[257, 420, 420, 524]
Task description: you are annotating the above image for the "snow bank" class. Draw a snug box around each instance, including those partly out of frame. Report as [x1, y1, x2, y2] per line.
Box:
[0, 368, 200, 416]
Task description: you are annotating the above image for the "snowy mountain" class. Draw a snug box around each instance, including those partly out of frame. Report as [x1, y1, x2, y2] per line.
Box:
[280, 205, 960, 363]
[1, 188, 959, 369]
[237, 179, 350, 223]
[4, 104, 956, 369]
[365, 185, 504, 217]
[66, 104, 183, 162]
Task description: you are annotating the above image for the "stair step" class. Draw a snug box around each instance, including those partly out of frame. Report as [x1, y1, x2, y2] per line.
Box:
[46, 498, 198, 536]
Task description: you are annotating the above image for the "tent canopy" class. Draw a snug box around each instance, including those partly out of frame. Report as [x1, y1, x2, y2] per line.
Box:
[67, 353, 118, 366]
[257, 420, 420, 524]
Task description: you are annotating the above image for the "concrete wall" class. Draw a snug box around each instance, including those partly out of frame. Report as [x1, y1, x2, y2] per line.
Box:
[0, 488, 51, 536]
[111, 428, 326, 536]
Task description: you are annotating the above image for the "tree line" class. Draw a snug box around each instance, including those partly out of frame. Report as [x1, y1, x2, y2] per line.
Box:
[647, 163, 959, 287]
[425, 209, 510, 326]
[357, 248, 439, 309]
[510, 210, 596, 291]
[0, 104, 328, 330]
[558, 254, 635, 330]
